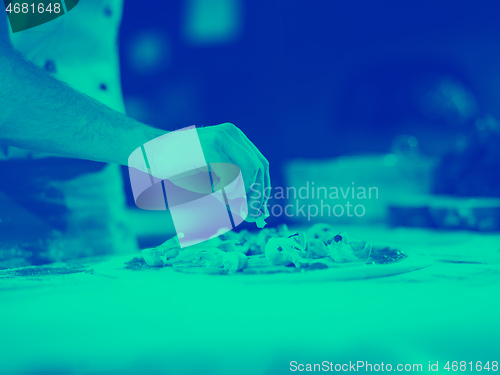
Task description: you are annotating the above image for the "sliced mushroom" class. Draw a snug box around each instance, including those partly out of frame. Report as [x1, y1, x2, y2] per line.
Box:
[223, 252, 248, 272]
[141, 248, 164, 267]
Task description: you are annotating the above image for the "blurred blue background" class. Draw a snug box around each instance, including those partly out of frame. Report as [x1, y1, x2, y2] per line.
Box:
[118, 0, 500, 222]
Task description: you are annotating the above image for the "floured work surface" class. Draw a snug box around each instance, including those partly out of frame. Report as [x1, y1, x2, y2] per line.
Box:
[2, 225, 500, 375]
[2, 224, 500, 289]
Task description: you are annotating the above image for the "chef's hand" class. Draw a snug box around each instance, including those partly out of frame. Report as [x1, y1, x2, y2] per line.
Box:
[197, 123, 270, 222]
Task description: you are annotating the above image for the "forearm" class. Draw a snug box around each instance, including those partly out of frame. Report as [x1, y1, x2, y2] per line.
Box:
[0, 41, 164, 165]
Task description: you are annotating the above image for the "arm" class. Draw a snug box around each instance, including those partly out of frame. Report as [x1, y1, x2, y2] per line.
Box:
[0, 41, 270, 218]
[0, 41, 162, 165]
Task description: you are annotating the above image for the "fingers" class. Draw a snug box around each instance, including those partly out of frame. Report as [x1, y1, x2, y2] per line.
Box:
[214, 126, 265, 222]
[247, 159, 266, 220]
[196, 123, 270, 223]
[238, 129, 271, 215]
[218, 123, 270, 218]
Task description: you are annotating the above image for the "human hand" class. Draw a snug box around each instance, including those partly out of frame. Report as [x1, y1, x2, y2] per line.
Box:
[196, 123, 270, 223]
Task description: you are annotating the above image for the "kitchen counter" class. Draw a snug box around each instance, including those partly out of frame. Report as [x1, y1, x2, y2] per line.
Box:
[1, 225, 500, 375]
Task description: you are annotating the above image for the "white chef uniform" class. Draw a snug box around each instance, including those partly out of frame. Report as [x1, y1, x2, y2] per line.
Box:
[0, 0, 138, 261]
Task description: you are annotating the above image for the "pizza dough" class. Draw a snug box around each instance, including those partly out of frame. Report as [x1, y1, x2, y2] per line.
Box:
[140, 223, 406, 275]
